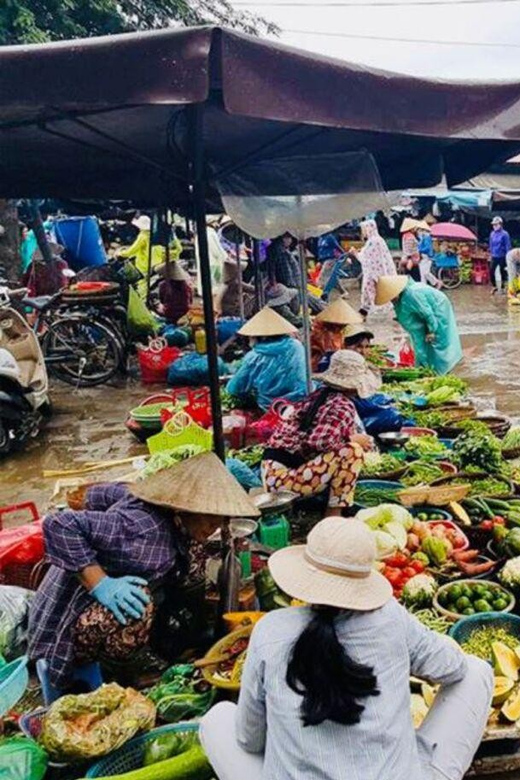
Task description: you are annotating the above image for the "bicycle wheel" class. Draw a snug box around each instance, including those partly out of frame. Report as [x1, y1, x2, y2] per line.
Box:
[439, 267, 461, 290]
[42, 316, 122, 386]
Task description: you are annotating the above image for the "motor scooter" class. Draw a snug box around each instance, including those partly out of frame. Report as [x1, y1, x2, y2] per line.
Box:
[0, 286, 50, 455]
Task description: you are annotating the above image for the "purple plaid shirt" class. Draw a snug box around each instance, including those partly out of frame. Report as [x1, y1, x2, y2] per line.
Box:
[28, 483, 184, 687]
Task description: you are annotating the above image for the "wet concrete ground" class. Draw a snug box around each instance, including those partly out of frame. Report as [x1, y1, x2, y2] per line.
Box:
[1, 284, 519, 518]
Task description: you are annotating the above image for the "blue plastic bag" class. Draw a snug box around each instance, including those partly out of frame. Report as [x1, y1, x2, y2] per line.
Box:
[226, 458, 262, 490]
[167, 353, 229, 386]
[354, 397, 409, 435]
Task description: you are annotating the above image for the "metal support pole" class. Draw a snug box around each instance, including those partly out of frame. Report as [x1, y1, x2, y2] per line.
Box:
[235, 237, 245, 321]
[191, 104, 225, 462]
[145, 210, 155, 307]
[28, 200, 53, 265]
[253, 239, 264, 312]
[298, 239, 312, 393]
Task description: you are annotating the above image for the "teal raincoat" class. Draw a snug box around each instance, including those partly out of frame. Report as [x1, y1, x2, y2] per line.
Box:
[226, 337, 308, 411]
[394, 280, 462, 375]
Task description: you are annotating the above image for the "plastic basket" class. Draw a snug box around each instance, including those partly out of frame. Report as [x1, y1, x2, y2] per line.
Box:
[137, 338, 181, 385]
[449, 612, 520, 650]
[201, 625, 253, 693]
[0, 656, 29, 717]
[147, 411, 213, 455]
[259, 516, 290, 550]
[85, 723, 200, 777]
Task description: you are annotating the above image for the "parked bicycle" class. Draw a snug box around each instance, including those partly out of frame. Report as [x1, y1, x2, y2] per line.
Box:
[22, 291, 123, 387]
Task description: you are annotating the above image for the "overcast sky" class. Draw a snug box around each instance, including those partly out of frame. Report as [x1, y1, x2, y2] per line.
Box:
[231, 0, 520, 80]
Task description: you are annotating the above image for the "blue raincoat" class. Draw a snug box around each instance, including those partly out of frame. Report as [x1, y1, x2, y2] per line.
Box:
[226, 337, 308, 411]
[394, 280, 462, 375]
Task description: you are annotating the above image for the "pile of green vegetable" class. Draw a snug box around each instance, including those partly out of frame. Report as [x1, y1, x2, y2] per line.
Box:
[437, 581, 513, 617]
[360, 452, 403, 478]
[412, 410, 451, 429]
[401, 461, 444, 487]
[227, 445, 264, 468]
[502, 427, 520, 452]
[141, 445, 206, 479]
[453, 427, 504, 474]
[408, 607, 451, 634]
[404, 436, 447, 460]
[354, 484, 402, 508]
[460, 625, 520, 661]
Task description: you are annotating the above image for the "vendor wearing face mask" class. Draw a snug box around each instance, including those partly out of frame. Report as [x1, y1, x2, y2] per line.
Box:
[28, 453, 259, 697]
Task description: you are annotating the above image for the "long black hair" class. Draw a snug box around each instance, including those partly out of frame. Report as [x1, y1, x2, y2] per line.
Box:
[286, 607, 379, 727]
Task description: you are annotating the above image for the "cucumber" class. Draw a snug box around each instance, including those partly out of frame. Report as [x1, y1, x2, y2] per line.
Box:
[484, 499, 514, 511]
[81, 746, 213, 780]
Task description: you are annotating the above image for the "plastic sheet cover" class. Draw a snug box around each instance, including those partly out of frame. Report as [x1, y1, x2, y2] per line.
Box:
[216, 152, 390, 239]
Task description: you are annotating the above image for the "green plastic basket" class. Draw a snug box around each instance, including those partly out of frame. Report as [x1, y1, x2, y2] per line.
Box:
[147, 411, 213, 455]
[85, 723, 199, 777]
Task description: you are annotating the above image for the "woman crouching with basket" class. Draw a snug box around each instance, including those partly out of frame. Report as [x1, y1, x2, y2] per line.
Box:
[200, 517, 493, 780]
[262, 350, 377, 516]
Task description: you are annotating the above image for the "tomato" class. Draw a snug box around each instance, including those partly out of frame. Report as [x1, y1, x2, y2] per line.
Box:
[384, 553, 409, 569]
[452, 535, 466, 549]
[403, 566, 418, 580]
[409, 559, 426, 574]
[384, 567, 403, 586]
[493, 516, 506, 526]
[478, 520, 494, 532]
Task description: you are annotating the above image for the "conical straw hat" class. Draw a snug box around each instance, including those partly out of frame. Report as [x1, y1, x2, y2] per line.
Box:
[375, 275, 408, 305]
[130, 452, 260, 517]
[238, 307, 297, 337]
[400, 217, 420, 233]
[316, 298, 363, 326]
[156, 262, 189, 281]
[416, 220, 431, 232]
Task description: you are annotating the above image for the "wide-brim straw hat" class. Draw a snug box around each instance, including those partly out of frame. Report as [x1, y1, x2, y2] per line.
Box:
[238, 307, 297, 337]
[400, 217, 420, 233]
[266, 283, 298, 308]
[344, 324, 375, 342]
[133, 215, 151, 231]
[156, 262, 189, 282]
[130, 452, 260, 517]
[32, 242, 65, 261]
[315, 298, 363, 326]
[375, 275, 408, 305]
[269, 517, 392, 611]
[313, 349, 379, 398]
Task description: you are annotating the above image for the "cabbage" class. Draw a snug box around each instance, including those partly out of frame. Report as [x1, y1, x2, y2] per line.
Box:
[373, 530, 398, 559]
[356, 504, 413, 531]
[385, 521, 407, 550]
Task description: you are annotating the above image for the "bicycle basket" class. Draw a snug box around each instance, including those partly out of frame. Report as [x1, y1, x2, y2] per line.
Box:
[147, 411, 213, 455]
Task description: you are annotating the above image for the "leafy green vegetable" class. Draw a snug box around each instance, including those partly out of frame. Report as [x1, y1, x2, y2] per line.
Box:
[453, 428, 504, 474]
[360, 452, 403, 477]
[425, 387, 461, 406]
[404, 436, 447, 460]
[141, 446, 205, 478]
[228, 445, 264, 467]
[402, 461, 444, 487]
[502, 427, 520, 451]
[356, 504, 413, 530]
[143, 732, 200, 767]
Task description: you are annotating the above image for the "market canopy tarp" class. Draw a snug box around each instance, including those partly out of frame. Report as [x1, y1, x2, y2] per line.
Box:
[2, 27, 520, 205]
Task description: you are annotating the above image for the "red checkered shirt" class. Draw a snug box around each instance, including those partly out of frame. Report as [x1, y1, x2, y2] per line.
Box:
[268, 390, 356, 457]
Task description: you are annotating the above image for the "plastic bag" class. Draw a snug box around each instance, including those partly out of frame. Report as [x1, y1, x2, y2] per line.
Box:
[167, 353, 229, 387]
[354, 397, 408, 436]
[0, 736, 47, 780]
[39, 683, 156, 762]
[127, 286, 158, 337]
[147, 664, 215, 723]
[0, 522, 43, 566]
[226, 458, 262, 490]
[0, 586, 33, 660]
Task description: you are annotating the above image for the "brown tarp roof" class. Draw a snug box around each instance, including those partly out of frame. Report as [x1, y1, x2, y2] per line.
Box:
[2, 26, 520, 206]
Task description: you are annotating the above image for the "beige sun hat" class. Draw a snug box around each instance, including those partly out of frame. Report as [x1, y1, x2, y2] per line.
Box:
[375, 275, 408, 305]
[269, 517, 392, 611]
[133, 215, 151, 231]
[238, 307, 297, 337]
[156, 261, 189, 282]
[400, 217, 420, 233]
[130, 452, 260, 517]
[315, 298, 364, 326]
[313, 349, 379, 398]
[343, 324, 374, 342]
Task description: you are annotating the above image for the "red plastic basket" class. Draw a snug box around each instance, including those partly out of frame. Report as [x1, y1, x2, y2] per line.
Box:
[138, 339, 181, 384]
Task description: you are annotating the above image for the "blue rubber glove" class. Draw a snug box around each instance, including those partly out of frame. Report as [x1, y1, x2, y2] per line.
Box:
[90, 575, 150, 625]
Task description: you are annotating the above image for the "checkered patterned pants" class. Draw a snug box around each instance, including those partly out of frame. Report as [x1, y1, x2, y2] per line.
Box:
[262, 443, 364, 508]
